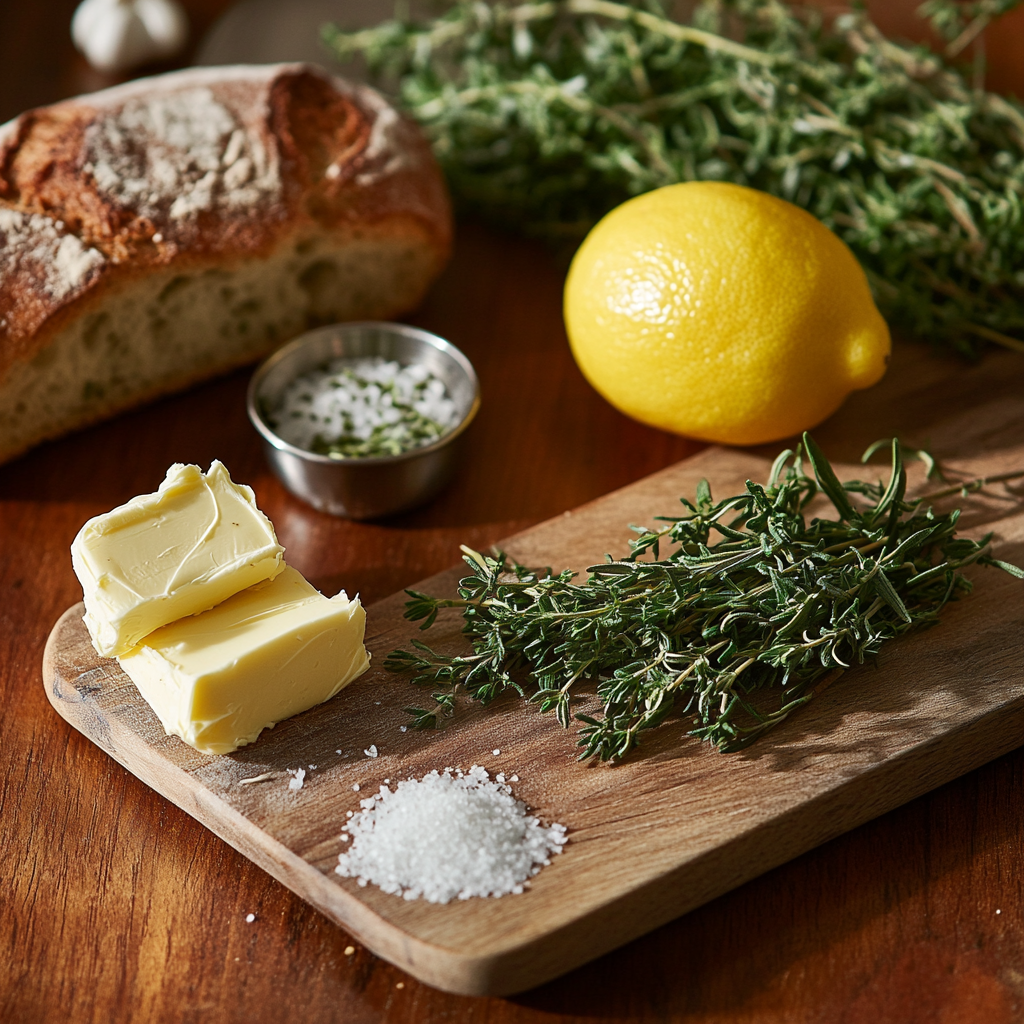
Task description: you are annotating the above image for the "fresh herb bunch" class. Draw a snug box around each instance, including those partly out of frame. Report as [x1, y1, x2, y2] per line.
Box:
[385, 435, 1023, 758]
[325, 0, 1024, 356]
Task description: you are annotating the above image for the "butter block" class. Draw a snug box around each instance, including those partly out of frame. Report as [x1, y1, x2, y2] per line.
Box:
[72, 461, 284, 657]
[117, 566, 370, 755]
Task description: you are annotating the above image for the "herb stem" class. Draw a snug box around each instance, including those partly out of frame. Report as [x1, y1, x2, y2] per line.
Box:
[563, 0, 779, 66]
[387, 435, 1022, 758]
[918, 468, 1024, 501]
[325, 0, 1024, 355]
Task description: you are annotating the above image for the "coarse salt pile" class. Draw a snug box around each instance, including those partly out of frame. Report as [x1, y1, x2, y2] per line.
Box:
[335, 766, 567, 903]
[271, 357, 458, 458]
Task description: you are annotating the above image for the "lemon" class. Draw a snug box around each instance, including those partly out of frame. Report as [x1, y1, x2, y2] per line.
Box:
[563, 182, 890, 446]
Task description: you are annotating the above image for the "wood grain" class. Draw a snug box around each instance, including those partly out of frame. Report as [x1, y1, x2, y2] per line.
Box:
[41, 440, 1024, 995]
[7, 232, 1024, 1024]
[4, 3, 1024, 1020]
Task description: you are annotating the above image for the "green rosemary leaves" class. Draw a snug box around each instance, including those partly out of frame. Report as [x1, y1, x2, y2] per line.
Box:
[324, 0, 1024, 355]
[385, 436, 1023, 758]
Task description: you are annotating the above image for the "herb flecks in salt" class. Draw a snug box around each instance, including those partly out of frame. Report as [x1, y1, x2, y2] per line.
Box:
[335, 766, 566, 903]
[271, 357, 458, 459]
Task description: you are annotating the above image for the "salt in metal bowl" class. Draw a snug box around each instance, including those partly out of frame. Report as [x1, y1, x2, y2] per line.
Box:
[247, 322, 481, 519]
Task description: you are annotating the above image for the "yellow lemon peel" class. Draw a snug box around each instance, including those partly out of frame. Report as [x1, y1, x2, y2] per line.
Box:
[564, 182, 891, 446]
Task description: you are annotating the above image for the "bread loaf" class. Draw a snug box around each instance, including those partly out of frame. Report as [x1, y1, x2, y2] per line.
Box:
[0, 64, 452, 464]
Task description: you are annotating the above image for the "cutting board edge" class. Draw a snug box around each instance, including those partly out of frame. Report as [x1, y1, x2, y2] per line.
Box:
[41, 606, 504, 994]
[417, 684, 1024, 996]
[41, 603, 1024, 996]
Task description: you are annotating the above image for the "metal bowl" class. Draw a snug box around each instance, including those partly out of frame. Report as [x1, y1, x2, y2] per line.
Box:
[247, 322, 480, 519]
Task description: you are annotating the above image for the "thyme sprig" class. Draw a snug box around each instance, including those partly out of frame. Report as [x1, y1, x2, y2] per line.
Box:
[325, 0, 1024, 355]
[385, 435, 1023, 758]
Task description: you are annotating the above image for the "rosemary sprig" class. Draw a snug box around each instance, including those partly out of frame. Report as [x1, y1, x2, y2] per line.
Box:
[325, 0, 1024, 355]
[385, 435, 1023, 758]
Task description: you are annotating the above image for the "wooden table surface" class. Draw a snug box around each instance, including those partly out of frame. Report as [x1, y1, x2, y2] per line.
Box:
[4, 2, 1024, 1021]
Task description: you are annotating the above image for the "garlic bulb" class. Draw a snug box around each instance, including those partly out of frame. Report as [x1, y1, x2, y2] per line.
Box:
[71, 0, 188, 74]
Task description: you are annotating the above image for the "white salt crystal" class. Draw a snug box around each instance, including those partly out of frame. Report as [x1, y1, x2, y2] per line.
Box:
[400, 726, 407, 733]
[271, 357, 459, 455]
[245, 913, 256, 923]
[492, 749, 501, 756]
[353, 784, 360, 792]
[335, 765, 566, 904]
[365, 745, 378, 758]
[287, 768, 306, 791]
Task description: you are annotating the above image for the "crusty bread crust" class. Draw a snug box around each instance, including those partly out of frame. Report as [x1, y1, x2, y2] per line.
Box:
[0, 64, 452, 462]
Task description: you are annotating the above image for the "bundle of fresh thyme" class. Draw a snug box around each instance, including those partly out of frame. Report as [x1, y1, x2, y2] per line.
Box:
[385, 435, 1023, 758]
[325, 0, 1024, 355]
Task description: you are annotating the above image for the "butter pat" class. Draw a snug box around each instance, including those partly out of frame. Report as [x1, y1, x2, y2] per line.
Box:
[117, 566, 370, 755]
[72, 461, 284, 657]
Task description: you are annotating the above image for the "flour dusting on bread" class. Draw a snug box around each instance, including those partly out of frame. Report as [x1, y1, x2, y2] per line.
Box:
[0, 208, 104, 302]
[0, 64, 452, 465]
[83, 86, 280, 222]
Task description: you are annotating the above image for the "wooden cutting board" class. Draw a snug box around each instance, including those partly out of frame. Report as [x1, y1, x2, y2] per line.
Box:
[42, 443, 1024, 997]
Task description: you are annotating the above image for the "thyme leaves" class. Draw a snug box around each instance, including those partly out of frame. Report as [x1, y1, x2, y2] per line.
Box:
[385, 436, 1023, 758]
[325, 0, 1024, 355]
